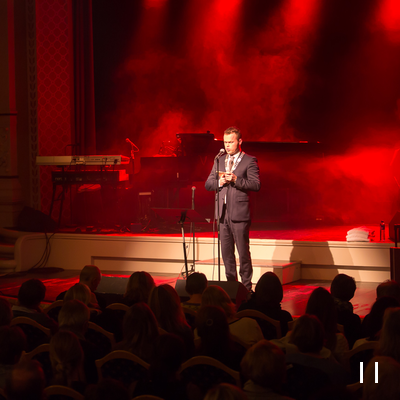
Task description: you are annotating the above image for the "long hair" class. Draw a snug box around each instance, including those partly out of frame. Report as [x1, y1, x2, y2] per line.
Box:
[378, 307, 400, 363]
[196, 305, 232, 358]
[305, 287, 337, 351]
[201, 286, 236, 319]
[148, 284, 189, 334]
[119, 302, 159, 362]
[50, 330, 85, 386]
[124, 271, 155, 305]
[64, 283, 92, 305]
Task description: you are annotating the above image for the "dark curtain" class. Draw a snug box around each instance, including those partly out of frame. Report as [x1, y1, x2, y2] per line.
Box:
[73, 0, 96, 155]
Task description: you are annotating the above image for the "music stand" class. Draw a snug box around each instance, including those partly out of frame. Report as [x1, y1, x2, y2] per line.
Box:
[152, 208, 206, 278]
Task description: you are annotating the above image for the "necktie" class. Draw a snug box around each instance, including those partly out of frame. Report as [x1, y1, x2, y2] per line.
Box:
[229, 157, 234, 172]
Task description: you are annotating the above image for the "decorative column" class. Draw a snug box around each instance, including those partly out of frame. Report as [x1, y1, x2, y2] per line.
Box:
[0, 0, 23, 227]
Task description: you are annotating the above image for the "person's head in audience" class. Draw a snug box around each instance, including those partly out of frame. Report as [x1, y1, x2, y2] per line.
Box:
[305, 287, 337, 351]
[364, 296, 399, 340]
[0, 297, 12, 327]
[17, 279, 46, 310]
[85, 378, 130, 400]
[254, 272, 283, 305]
[364, 356, 400, 400]
[58, 299, 90, 337]
[79, 265, 101, 292]
[378, 307, 400, 363]
[49, 330, 85, 386]
[376, 280, 400, 303]
[64, 283, 92, 306]
[148, 284, 189, 333]
[241, 339, 286, 393]
[330, 273, 356, 302]
[124, 271, 155, 305]
[196, 305, 231, 356]
[185, 272, 208, 300]
[4, 360, 45, 400]
[201, 285, 236, 320]
[289, 314, 325, 355]
[149, 333, 185, 383]
[204, 383, 247, 400]
[0, 326, 26, 366]
[120, 302, 159, 362]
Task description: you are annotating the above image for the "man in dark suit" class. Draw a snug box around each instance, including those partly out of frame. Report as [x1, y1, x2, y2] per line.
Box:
[205, 127, 260, 291]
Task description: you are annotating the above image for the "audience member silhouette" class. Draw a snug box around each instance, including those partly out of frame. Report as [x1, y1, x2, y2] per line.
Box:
[356, 296, 399, 347]
[58, 299, 101, 384]
[305, 287, 349, 362]
[149, 284, 194, 359]
[241, 339, 293, 400]
[57, 265, 104, 309]
[330, 273, 362, 348]
[376, 280, 400, 303]
[238, 272, 293, 338]
[286, 314, 350, 399]
[12, 279, 58, 334]
[363, 356, 400, 400]
[113, 302, 159, 363]
[201, 286, 263, 347]
[0, 326, 26, 388]
[182, 272, 208, 311]
[134, 333, 187, 400]
[195, 305, 245, 371]
[64, 283, 100, 313]
[361, 279, 400, 335]
[4, 360, 45, 400]
[377, 307, 400, 363]
[49, 330, 86, 393]
[123, 271, 155, 306]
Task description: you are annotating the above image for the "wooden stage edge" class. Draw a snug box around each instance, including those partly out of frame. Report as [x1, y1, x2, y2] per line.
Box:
[4, 229, 393, 285]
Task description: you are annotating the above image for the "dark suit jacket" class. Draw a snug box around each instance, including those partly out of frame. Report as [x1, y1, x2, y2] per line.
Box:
[205, 153, 260, 222]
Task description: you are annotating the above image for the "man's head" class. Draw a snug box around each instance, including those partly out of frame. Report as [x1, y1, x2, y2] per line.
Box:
[185, 272, 208, 296]
[223, 127, 242, 156]
[79, 265, 101, 292]
[17, 279, 46, 309]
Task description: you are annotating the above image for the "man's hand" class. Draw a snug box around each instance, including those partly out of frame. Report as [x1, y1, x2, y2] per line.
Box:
[225, 172, 237, 183]
[219, 174, 227, 186]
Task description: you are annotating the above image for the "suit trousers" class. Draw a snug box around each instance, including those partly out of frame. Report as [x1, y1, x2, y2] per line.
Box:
[220, 204, 253, 291]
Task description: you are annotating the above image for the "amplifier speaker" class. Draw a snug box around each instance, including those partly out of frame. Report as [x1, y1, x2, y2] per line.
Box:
[17, 206, 57, 232]
[175, 279, 249, 308]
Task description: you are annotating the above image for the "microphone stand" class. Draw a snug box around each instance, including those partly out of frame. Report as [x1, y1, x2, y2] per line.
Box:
[215, 156, 222, 281]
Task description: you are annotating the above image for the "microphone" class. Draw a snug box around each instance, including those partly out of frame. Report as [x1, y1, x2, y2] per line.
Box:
[215, 148, 225, 159]
[192, 186, 196, 210]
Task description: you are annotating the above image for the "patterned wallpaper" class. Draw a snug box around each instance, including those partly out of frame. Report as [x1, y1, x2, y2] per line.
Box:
[35, 0, 73, 218]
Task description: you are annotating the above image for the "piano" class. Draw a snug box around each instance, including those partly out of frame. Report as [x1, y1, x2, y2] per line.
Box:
[36, 155, 131, 225]
[36, 155, 130, 166]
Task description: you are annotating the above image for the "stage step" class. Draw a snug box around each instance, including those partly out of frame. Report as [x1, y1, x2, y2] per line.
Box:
[195, 259, 301, 285]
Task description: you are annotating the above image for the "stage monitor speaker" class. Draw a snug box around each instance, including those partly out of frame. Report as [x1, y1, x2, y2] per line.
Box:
[95, 276, 128, 305]
[17, 206, 57, 232]
[175, 279, 249, 308]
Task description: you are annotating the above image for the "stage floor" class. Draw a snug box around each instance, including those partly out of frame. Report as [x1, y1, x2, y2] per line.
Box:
[0, 269, 378, 318]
